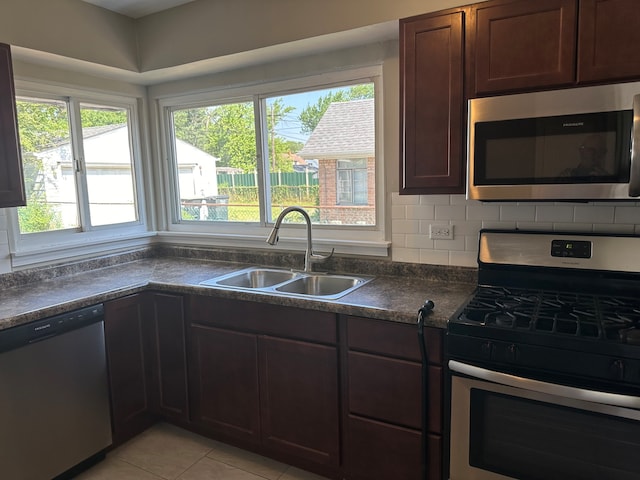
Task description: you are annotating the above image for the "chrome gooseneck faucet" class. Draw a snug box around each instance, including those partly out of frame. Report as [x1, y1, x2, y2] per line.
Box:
[266, 206, 334, 272]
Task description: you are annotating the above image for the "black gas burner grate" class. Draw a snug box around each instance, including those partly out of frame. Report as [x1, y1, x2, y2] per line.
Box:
[458, 286, 640, 344]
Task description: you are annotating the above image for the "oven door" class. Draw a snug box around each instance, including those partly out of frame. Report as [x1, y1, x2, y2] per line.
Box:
[449, 360, 640, 480]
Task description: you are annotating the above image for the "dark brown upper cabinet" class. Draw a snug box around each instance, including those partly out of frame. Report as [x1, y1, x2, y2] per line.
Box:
[467, 0, 578, 96]
[0, 43, 25, 207]
[400, 10, 466, 195]
[578, 0, 640, 83]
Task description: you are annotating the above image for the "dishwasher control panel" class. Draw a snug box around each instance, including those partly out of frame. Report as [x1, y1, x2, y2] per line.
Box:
[0, 303, 104, 353]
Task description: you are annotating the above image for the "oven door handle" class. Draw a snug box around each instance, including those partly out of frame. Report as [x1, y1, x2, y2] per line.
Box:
[449, 360, 640, 409]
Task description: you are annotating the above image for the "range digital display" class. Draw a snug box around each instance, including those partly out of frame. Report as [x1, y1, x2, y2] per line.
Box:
[551, 240, 592, 259]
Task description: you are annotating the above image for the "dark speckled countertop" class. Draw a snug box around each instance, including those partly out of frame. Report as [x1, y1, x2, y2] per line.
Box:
[0, 252, 477, 331]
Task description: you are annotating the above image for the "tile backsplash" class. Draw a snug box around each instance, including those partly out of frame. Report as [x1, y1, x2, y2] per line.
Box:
[391, 193, 640, 267]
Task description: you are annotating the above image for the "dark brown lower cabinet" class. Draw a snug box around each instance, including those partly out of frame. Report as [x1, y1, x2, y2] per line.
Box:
[259, 336, 339, 467]
[342, 315, 444, 480]
[105, 292, 188, 445]
[188, 324, 261, 446]
[346, 415, 422, 480]
[148, 292, 188, 421]
[105, 292, 443, 479]
[187, 296, 340, 477]
[104, 293, 156, 445]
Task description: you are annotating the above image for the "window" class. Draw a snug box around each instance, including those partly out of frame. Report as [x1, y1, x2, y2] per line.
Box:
[15, 95, 141, 236]
[337, 159, 369, 205]
[165, 78, 377, 228]
[171, 100, 257, 222]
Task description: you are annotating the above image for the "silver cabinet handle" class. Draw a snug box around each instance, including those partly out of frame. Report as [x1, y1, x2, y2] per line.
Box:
[630, 93, 640, 196]
[449, 360, 640, 409]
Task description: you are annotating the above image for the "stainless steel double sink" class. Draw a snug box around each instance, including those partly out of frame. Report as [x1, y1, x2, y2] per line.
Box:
[200, 267, 372, 300]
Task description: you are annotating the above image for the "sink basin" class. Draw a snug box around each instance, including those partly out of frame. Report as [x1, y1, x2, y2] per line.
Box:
[275, 274, 365, 298]
[201, 267, 298, 289]
[200, 267, 372, 299]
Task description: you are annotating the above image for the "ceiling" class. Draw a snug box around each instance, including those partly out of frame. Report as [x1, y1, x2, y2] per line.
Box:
[15, 0, 397, 85]
[81, 0, 196, 18]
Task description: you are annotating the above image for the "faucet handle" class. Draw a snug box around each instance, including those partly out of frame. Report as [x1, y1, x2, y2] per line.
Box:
[310, 248, 334, 264]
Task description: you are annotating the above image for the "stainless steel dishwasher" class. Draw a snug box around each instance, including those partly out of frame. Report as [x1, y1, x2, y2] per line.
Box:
[0, 304, 112, 480]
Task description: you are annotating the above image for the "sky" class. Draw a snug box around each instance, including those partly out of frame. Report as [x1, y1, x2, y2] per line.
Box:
[268, 89, 330, 144]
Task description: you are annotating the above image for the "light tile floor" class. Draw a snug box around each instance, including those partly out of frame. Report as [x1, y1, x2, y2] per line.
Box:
[75, 422, 330, 480]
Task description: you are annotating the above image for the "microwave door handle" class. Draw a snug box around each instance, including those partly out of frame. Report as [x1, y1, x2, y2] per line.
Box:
[630, 93, 640, 196]
[449, 360, 640, 409]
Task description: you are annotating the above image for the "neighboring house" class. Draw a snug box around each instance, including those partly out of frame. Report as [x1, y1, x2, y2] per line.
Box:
[34, 124, 219, 225]
[298, 98, 375, 225]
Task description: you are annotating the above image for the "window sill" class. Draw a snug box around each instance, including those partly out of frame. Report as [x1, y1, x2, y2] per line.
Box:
[11, 231, 156, 270]
[156, 231, 391, 258]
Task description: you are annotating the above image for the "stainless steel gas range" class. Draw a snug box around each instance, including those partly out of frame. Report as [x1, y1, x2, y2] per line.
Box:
[446, 229, 640, 480]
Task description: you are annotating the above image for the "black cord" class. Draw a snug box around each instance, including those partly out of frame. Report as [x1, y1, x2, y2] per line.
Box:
[417, 300, 434, 479]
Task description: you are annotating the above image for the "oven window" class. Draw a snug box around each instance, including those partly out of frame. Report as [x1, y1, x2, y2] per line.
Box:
[474, 110, 632, 185]
[469, 389, 640, 480]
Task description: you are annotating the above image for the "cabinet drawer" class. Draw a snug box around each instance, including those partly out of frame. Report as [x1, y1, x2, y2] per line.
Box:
[189, 296, 336, 344]
[346, 316, 443, 364]
[348, 351, 421, 429]
[346, 316, 421, 361]
[345, 415, 422, 480]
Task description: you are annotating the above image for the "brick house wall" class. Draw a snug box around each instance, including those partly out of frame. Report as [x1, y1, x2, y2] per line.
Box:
[318, 156, 375, 224]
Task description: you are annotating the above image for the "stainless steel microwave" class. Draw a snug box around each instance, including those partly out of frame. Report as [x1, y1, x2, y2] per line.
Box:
[468, 82, 640, 201]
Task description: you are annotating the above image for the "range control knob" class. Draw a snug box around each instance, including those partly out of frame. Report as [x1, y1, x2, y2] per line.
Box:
[480, 340, 493, 359]
[609, 359, 625, 381]
[506, 344, 520, 363]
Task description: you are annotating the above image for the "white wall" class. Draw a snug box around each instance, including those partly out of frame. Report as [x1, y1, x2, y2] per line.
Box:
[391, 194, 640, 267]
[0, 0, 137, 72]
[136, 0, 475, 72]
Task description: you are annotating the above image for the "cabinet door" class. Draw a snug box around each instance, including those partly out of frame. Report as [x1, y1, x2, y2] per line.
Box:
[469, 0, 577, 95]
[188, 324, 261, 446]
[259, 336, 339, 468]
[345, 415, 422, 480]
[149, 292, 188, 421]
[0, 44, 25, 207]
[578, 0, 640, 83]
[347, 351, 421, 429]
[400, 11, 465, 194]
[104, 294, 155, 445]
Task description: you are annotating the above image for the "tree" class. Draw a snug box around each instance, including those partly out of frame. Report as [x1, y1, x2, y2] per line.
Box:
[172, 107, 211, 152]
[266, 98, 296, 172]
[80, 108, 127, 129]
[206, 102, 257, 172]
[298, 84, 374, 134]
[188, 100, 297, 173]
[16, 101, 70, 152]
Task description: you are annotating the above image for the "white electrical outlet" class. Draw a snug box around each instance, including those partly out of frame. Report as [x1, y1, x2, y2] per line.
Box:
[429, 224, 454, 240]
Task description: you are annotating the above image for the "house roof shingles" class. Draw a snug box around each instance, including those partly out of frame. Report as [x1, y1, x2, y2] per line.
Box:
[298, 98, 374, 159]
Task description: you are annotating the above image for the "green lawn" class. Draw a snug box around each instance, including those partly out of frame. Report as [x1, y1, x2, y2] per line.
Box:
[227, 205, 319, 222]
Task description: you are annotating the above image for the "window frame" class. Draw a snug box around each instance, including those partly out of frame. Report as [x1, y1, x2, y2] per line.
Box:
[156, 66, 387, 256]
[8, 80, 151, 268]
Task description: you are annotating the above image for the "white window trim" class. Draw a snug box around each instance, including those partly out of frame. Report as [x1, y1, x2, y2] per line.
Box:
[156, 66, 389, 257]
[7, 80, 151, 268]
